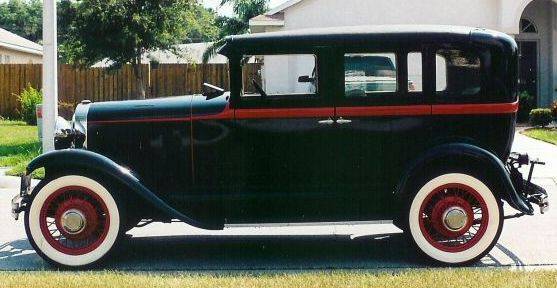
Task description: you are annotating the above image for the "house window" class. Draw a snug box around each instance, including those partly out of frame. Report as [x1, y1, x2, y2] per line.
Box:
[408, 52, 423, 92]
[344, 53, 397, 98]
[520, 19, 537, 34]
[436, 49, 481, 99]
[241, 54, 317, 98]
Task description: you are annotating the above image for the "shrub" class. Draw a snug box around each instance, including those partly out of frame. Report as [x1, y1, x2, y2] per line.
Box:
[16, 84, 43, 125]
[552, 100, 557, 119]
[529, 108, 553, 127]
[518, 91, 535, 122]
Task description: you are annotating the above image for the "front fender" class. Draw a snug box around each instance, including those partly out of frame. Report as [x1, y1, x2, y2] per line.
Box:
[26, 149, 221, 230]
[395, 143, 534, 215]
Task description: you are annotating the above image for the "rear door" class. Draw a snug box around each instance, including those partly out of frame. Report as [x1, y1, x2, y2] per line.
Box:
[333, 48, 430, 220]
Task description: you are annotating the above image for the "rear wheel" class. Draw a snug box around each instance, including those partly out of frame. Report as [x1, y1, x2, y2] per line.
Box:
[25, 175, 121, 268]
[407, 173, 503, 265]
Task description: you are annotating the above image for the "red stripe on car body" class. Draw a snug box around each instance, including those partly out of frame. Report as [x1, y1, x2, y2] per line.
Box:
[88, 100, 518, 124]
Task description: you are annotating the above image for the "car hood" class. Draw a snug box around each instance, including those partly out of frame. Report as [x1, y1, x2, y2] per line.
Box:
[86, 93, 230, 123]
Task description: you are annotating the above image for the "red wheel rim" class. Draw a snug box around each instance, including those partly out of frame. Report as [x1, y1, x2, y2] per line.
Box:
[418, 183, 489, 253]
[39, 186, 110, 256]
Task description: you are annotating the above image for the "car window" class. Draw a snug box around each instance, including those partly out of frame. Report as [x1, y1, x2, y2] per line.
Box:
[241, 54, 317, 98]
[408, 52, 423, 92]
[436, 50, 481, 98]
[344, 53, 398, 98]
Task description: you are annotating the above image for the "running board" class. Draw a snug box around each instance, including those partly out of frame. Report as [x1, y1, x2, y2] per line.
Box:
[224, 220, 393, 228]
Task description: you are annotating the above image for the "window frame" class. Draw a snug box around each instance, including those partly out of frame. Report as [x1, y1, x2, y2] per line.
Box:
[235, 51, 327, 109]
[337, 48, 426, 107]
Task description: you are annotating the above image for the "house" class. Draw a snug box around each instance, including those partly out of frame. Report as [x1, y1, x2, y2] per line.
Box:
[250, 0, 557, 108]
[93, 42, 228, 67]
[0, 27, 42, 64]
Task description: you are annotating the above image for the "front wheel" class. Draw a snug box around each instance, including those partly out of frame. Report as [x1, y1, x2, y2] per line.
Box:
[407, 173, 503, 265]
[25, 175, 121, 268]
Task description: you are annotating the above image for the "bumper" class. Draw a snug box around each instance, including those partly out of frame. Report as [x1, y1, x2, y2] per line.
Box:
[508, 153, 549, 215]
[11, 174, 32, 221]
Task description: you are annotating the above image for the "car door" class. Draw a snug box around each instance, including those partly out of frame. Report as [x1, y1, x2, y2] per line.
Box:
[333, 49, 429, 220]
[225, 50, 339, 224]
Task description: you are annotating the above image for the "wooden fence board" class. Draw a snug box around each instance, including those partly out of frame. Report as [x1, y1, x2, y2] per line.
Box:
[0, 63, 252, 117]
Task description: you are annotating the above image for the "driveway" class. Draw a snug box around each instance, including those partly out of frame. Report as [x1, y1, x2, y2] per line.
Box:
[1, 132, 556, 271]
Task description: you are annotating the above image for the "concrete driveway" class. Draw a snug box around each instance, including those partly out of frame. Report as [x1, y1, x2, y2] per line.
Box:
[0, 132, 556, 271]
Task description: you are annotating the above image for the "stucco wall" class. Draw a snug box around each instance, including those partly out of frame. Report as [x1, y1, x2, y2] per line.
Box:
[0, 47, 42, 64]
[283, 0, 501, 30]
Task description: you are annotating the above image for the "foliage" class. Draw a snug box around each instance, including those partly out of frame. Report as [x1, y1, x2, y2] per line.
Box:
[0, 0, 42, 42]
[203, 0, 269, 63]
[518, 91, 535, 123]
[523, 128, 557, 146]
[529, 108, 553, 127]
[0, 120, 43, 178]
[16, 84, 42, 125]
[552, 100, 557, 119]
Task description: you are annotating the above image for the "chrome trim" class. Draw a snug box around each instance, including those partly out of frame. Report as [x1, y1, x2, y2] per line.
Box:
[73, 102, 91, 148]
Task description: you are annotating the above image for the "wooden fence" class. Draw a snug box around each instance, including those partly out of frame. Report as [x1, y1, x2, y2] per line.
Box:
[0, 63, 260, 118]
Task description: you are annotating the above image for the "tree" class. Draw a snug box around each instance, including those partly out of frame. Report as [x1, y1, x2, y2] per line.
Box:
[0, 0, 42, 42]
[63, 0, 207, 99]
[203, 0, 269, 63]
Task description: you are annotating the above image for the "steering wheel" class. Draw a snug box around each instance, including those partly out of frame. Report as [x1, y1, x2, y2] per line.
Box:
[252, 79, 268, 98]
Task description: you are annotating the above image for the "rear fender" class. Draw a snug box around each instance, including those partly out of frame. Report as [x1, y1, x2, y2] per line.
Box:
[395, 143, 534, 215]
[26, 149, 222, 230]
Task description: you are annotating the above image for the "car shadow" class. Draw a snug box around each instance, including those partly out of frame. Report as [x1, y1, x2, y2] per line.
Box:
[0, 234, 526, 271]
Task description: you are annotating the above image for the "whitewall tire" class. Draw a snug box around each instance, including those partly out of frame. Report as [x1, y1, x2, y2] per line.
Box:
[25, 175, 121, 268]
[408, 173, 502, 265]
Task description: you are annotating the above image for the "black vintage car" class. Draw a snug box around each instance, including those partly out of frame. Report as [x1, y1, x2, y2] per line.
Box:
[12, 25, 549, 268]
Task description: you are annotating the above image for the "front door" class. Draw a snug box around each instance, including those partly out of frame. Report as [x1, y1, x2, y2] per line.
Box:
[518, 41, 538, 104]
[226, 52, 338, 224]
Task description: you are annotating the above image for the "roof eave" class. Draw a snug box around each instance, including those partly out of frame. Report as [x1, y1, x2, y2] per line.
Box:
[265, 0, 304, 15]
[0, 41, 43, 56]
[249, 19, 285, 27]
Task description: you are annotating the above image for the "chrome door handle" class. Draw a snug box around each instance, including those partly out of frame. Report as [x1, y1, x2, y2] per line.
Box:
[336, 118, 352, 124]
[318, 118, 335, 125]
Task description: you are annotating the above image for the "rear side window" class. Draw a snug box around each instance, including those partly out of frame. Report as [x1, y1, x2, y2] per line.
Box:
[344, 53, 398, 98]
[436, 49, 481, 100]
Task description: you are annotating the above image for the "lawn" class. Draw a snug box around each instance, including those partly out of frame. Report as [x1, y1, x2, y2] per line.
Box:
[0, 120, 43, 178]
[0, 270, 556, 288]
[522, 128, 557, 146]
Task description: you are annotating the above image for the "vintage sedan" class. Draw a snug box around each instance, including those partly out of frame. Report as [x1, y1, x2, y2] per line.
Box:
[12, 25, 549, 268]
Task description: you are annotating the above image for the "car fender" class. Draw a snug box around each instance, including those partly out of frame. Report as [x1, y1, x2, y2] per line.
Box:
[26, 149, 222, 230]
[395, 143, 534, 215]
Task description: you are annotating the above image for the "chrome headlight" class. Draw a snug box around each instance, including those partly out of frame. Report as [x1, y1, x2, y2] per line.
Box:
[72, 101, 91, 148]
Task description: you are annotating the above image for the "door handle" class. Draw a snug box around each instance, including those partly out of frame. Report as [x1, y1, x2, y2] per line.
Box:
[336, 118, 352, 125]
[318, 118, 335, 125]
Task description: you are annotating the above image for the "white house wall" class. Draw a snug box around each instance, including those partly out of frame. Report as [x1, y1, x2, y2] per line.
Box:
[283, 0, 501, 31]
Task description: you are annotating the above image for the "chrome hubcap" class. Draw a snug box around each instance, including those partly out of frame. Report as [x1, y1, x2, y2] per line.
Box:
[442, 207, 468, 231]
[61, 209, 86, 234]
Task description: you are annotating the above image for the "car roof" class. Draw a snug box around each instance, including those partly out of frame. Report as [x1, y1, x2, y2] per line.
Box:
[218, 25, 516, 56]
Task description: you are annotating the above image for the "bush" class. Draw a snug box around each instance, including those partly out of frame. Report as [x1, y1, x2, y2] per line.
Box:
[552, 101, 557, 119]
[529, 108, 553, 127]
[16, 84, 43, 125]
[518, 91, 535, 122]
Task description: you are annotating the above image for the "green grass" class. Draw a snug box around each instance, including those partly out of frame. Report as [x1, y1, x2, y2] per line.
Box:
[0, 120, 44, 178]
[0, 270, 556, 288]
[522, 128, 557, 146]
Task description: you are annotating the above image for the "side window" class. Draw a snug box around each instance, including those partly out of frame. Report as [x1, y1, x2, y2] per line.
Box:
[344, 53, 397, 98]
[407, 52, 423, 92]
[436, 49, 481, 99]
[241, 54, 317, 98]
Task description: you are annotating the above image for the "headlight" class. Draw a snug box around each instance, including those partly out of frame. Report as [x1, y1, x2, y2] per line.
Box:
[72, 101, 91, 148]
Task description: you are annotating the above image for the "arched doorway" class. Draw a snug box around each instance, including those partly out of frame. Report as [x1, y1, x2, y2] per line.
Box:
[516, 17, 539, 105]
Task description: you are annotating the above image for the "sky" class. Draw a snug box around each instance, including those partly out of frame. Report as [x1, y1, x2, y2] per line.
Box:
[202, 0, 290, 17]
